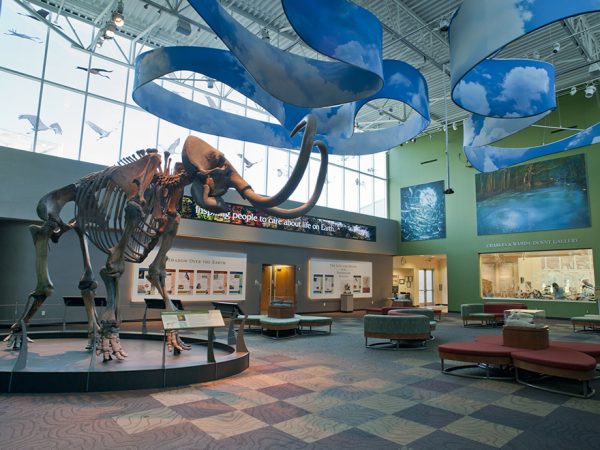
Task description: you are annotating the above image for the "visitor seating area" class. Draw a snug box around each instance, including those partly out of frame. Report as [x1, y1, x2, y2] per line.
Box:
[461, 302, 527, 327]
[439, 333, 600, 398]
[363, 313, 432, 350]
[571, 314, 600, 332]
[235, 314, 333, 339]
[387, 308, 437, 332]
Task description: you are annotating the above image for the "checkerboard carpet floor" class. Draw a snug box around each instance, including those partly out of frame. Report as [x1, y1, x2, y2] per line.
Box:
[1, 313, 599, 449]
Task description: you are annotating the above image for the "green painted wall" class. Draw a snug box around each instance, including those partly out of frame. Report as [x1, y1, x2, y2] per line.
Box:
[388, 93, 600, 318]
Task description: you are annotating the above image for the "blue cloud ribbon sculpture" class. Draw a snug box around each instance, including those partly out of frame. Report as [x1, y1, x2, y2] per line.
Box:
[449, 0, 600, 172]
[133, 0, 429, 155]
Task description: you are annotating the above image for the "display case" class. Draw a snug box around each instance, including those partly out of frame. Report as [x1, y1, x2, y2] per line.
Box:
[503, 309, 546, 328]
[480, 249, 595, 301]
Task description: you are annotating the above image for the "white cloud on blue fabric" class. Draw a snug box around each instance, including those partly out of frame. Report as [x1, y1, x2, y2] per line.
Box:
[497, 66, 549, 115]
[454, 80, 490, 115]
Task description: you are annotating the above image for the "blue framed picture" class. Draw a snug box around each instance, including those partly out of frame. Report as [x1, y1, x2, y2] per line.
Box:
[401, 180, 447, 241]
[476, 154, 590, 235]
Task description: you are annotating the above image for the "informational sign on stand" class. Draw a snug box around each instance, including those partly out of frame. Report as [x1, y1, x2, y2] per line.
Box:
[309, 258, 372, 299]
[132, 249, 247, 302]
[161, 310, 225, 330]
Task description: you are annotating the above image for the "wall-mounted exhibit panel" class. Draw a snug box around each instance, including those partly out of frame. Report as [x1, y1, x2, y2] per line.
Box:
[480, 249, 595, 302]
[309, 259, 372, 299]
[132, 249, 247, 302]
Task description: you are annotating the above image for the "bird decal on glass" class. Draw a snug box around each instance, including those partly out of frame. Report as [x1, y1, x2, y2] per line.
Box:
[85, 120, 116, 140]
[18, 8, 63, 29]
[237, 153, 261, 169]
[76, 66, 113, 79]
[4, 29, 42, 43]
[18, 114, 62, 134]
[204, 95, 218, 109]
[159, 138, 181, 154]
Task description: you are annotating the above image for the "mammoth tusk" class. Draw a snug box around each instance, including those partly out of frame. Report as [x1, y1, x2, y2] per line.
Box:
[258, 140, 328, 219]
[233, 115, 317, 208]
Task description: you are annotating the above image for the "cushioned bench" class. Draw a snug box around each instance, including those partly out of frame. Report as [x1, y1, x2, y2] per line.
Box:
[388, 308, 437, 333]
[298, 315, 333, 335]
[438, 342, 516, 379]
[571, 314, 600, 332]
[512, 347, 596, 398]
[259, 315, 301, 339]
[461, 303, 527, 327]
[364, 314, 431, 350]
[235, 314, 266, 331]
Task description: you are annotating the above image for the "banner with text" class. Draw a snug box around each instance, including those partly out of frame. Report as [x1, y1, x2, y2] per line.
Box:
[179, 196, 376, 242]
[132, 249, 247, 302]
[309, 258, 373, 299]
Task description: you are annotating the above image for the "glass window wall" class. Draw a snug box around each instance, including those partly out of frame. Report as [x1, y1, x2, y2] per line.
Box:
[0, 0, 388, 218]
[480, 250, 596, 302]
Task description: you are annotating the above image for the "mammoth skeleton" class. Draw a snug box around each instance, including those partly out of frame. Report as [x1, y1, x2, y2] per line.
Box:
[5, 115, 327, 361]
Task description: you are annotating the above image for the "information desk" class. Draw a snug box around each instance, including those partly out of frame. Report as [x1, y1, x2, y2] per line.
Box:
[161, 310, 225, 363]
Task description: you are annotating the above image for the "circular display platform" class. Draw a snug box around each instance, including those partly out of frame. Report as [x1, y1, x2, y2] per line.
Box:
[0, 331, 249, 393]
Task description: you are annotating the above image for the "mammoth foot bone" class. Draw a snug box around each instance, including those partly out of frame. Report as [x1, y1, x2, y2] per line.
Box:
[3, 332, 34, 350]
[97, 321, 128, 362]
[166, 330, 192, 354]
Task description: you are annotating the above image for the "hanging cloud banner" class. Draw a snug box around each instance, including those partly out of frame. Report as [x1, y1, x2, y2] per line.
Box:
[449, 0, 600, 172]
[133, 0, 429, 155]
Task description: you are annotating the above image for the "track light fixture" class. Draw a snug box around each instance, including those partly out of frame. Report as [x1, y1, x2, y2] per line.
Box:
[570, 86, 577, 96]
[103, 24, 115, 39]
[112, 1, 124, 27]
[452, 122, 458, 131]
[552, 42, 561, 54]
[260, 27, 270, 41]
[206, 78, 215, 89]
[96, 37, 104, 48]
[439, 17, 450, 32]
[585, 84, 596, 99]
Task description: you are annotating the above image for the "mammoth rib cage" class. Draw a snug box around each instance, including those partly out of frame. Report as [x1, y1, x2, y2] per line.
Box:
[75, 175, 163, 263]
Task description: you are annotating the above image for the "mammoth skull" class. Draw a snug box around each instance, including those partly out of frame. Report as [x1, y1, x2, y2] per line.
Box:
[182, 115, 328, 219]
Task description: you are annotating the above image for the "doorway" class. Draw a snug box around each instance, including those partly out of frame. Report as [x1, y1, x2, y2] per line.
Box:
[260, 264, 296, 314]
[392, 255, 448, 308]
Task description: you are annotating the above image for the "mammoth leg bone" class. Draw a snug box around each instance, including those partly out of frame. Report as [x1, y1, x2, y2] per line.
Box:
[4, 223, 62, 349]
[147, 212, 191, 354]
[73, 225, 100, 350]
[5, 185, 76, 348]
[97, 200, 144, 362]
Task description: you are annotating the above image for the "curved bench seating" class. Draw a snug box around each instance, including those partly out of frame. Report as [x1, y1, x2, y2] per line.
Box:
[260, 315, 301, 339]
[235, 314, 266, 331]
[236, 314, 333, 339]
[298, 315, 333, 335]
[364, 314, 430, 350]
[461, 303, 527, 327]
[441, 335, 599, 397]
[387, 309, 437, 333]
[512, 347, 596, 398]
[571, 314, 600, 332]
[438, 342, 516, 379]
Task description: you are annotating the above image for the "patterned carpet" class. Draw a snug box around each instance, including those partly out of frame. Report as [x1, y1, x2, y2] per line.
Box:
[1, 313, 599, 449]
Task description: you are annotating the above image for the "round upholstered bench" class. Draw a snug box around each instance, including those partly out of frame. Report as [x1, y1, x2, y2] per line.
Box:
[298, 316, 332, 335]
[259, 315, 301, 339]
[388, 309, 437, 332]
[363, 314, 430, 350]
[571, 315, 600, 332]
[438, 341, 515, 379]
[511, 347, 597, 398]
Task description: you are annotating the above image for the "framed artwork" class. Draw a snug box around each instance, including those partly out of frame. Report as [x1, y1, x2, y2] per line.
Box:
[399, 279, 405, 285]
[476, 154, 590, 235]
[401, 180, 447, 241]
